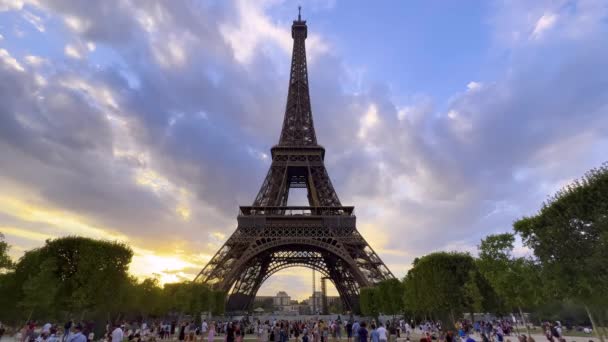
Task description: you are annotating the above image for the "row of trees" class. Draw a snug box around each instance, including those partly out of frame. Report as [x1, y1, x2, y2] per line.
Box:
[360, 163, 608, 342]
[0, 236, 225, 326]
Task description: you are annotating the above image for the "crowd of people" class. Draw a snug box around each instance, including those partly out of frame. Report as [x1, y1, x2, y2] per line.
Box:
[0, 317, 581, 342]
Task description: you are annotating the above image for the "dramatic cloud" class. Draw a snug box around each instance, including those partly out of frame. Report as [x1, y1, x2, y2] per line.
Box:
[0, 0, 606, 299]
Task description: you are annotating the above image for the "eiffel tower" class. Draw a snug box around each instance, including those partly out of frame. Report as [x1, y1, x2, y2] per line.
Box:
[195, 8, 394, 312]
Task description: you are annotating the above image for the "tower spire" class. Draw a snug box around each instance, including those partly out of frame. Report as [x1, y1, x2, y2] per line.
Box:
[277, 6, 317, 147]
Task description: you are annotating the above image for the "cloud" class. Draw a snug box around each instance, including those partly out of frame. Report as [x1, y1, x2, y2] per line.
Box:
[0, 49, 25, 71]
[0, 0, 607, 300]
[24, 55, 46, 65]
[64, 44, 81, 58]
[22, 10, 45, 32]
[0, 0, 25, 11]
[531, 13, 557, 39]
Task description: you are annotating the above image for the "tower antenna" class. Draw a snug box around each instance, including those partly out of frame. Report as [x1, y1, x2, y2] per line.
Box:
[298, 5, 301, 21]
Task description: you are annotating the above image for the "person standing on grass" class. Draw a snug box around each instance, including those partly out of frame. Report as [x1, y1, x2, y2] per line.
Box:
[370, 325, 379, 342]
[67, 325, 86, 342]
[376, 324, 387, 342]
[352, 321, 360, 342]
[226, 322, 235, 342]
[346, 321, 353, 342]
[111, 324, 123, 342]
[208, 322, 216, 342]
[358, 322, 368, 342]
[202, 321, 208, 336]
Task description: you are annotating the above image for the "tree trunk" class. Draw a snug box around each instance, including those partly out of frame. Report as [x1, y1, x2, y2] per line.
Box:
[450, 310, 456, 328]
[519, 307, 531, 337]
[513, 316, 521, 337]
[25, 308, 34, 326]
[585, 305, 605, 342]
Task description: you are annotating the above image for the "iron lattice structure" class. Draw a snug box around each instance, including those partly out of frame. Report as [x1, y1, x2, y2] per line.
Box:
[195, 11, 394, 312]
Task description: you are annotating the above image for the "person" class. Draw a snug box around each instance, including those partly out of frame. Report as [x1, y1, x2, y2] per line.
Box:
[358, 322, 368, 342]
[419, 332, 431, 342]
[352, 322, 360, 342]
[235, 323, 243, 342]
[497, 325, 504, 342]
[370, 325, 379, 342]
[179, 322, 186, 342]
[42, 323, 52, 335]
[388, 324, 396, 342]
[346, 322, 353, 342]
[25, 322, 36, 342]
[227, 322, 235, 342]
[112, 324, 123, 342]
[0, 322, 6, 340]
[189, 321, 197, 342]
[64, 320, 73, 342]
[37, 332, 51, 342]
[445, 331, 454, 342]
[48, 327, 60, 342]
[295, 323, 301, 342]
[207, 322, 215, 342]
[67, 325, 87, 342]
[376, 324, 387, 342]
[202, 321, 208, 336]
[261, 321, 269, 342]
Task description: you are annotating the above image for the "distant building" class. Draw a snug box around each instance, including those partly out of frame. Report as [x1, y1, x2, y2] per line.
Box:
[274, 291, 291, 307]
[308, 291, 340, 313]
[254, 291, 299, 313]
[253, 291, 340, 314]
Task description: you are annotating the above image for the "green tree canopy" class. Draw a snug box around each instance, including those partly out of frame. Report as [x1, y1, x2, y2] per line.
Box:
[514, 163, 608, 342]
[377, 278, 405, 316]
[403, 251, 494, 323]
[514, 164, 608, 305]
[0, 233, 14, 272]
[8, 236, 133, 321]
[360, 286, 380, 318]
[477, 233, 543, 316]
[0, 236, 225, 325]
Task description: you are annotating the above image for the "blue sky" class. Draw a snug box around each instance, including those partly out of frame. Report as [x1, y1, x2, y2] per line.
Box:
[0, 0, 607, 300]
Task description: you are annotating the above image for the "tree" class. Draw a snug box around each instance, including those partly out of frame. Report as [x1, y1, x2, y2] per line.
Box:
[0, 233, 18, 322]
[0, 235, 227, 323]
[130, 277, 165, 317]
[514, 163, 608, 342]
[402, 252, 481, 324]
[10, 236, 133, 321]
[20, 257, 60, 319]
[0, 271, 19, 323]
[360, 286, 380, 318]
[477, 233, 543, 336]
[328, 299, 343, 314]
[210, 290, 226, 315]
[0, 233, 14, 272]
[377, 279, 405, 316]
